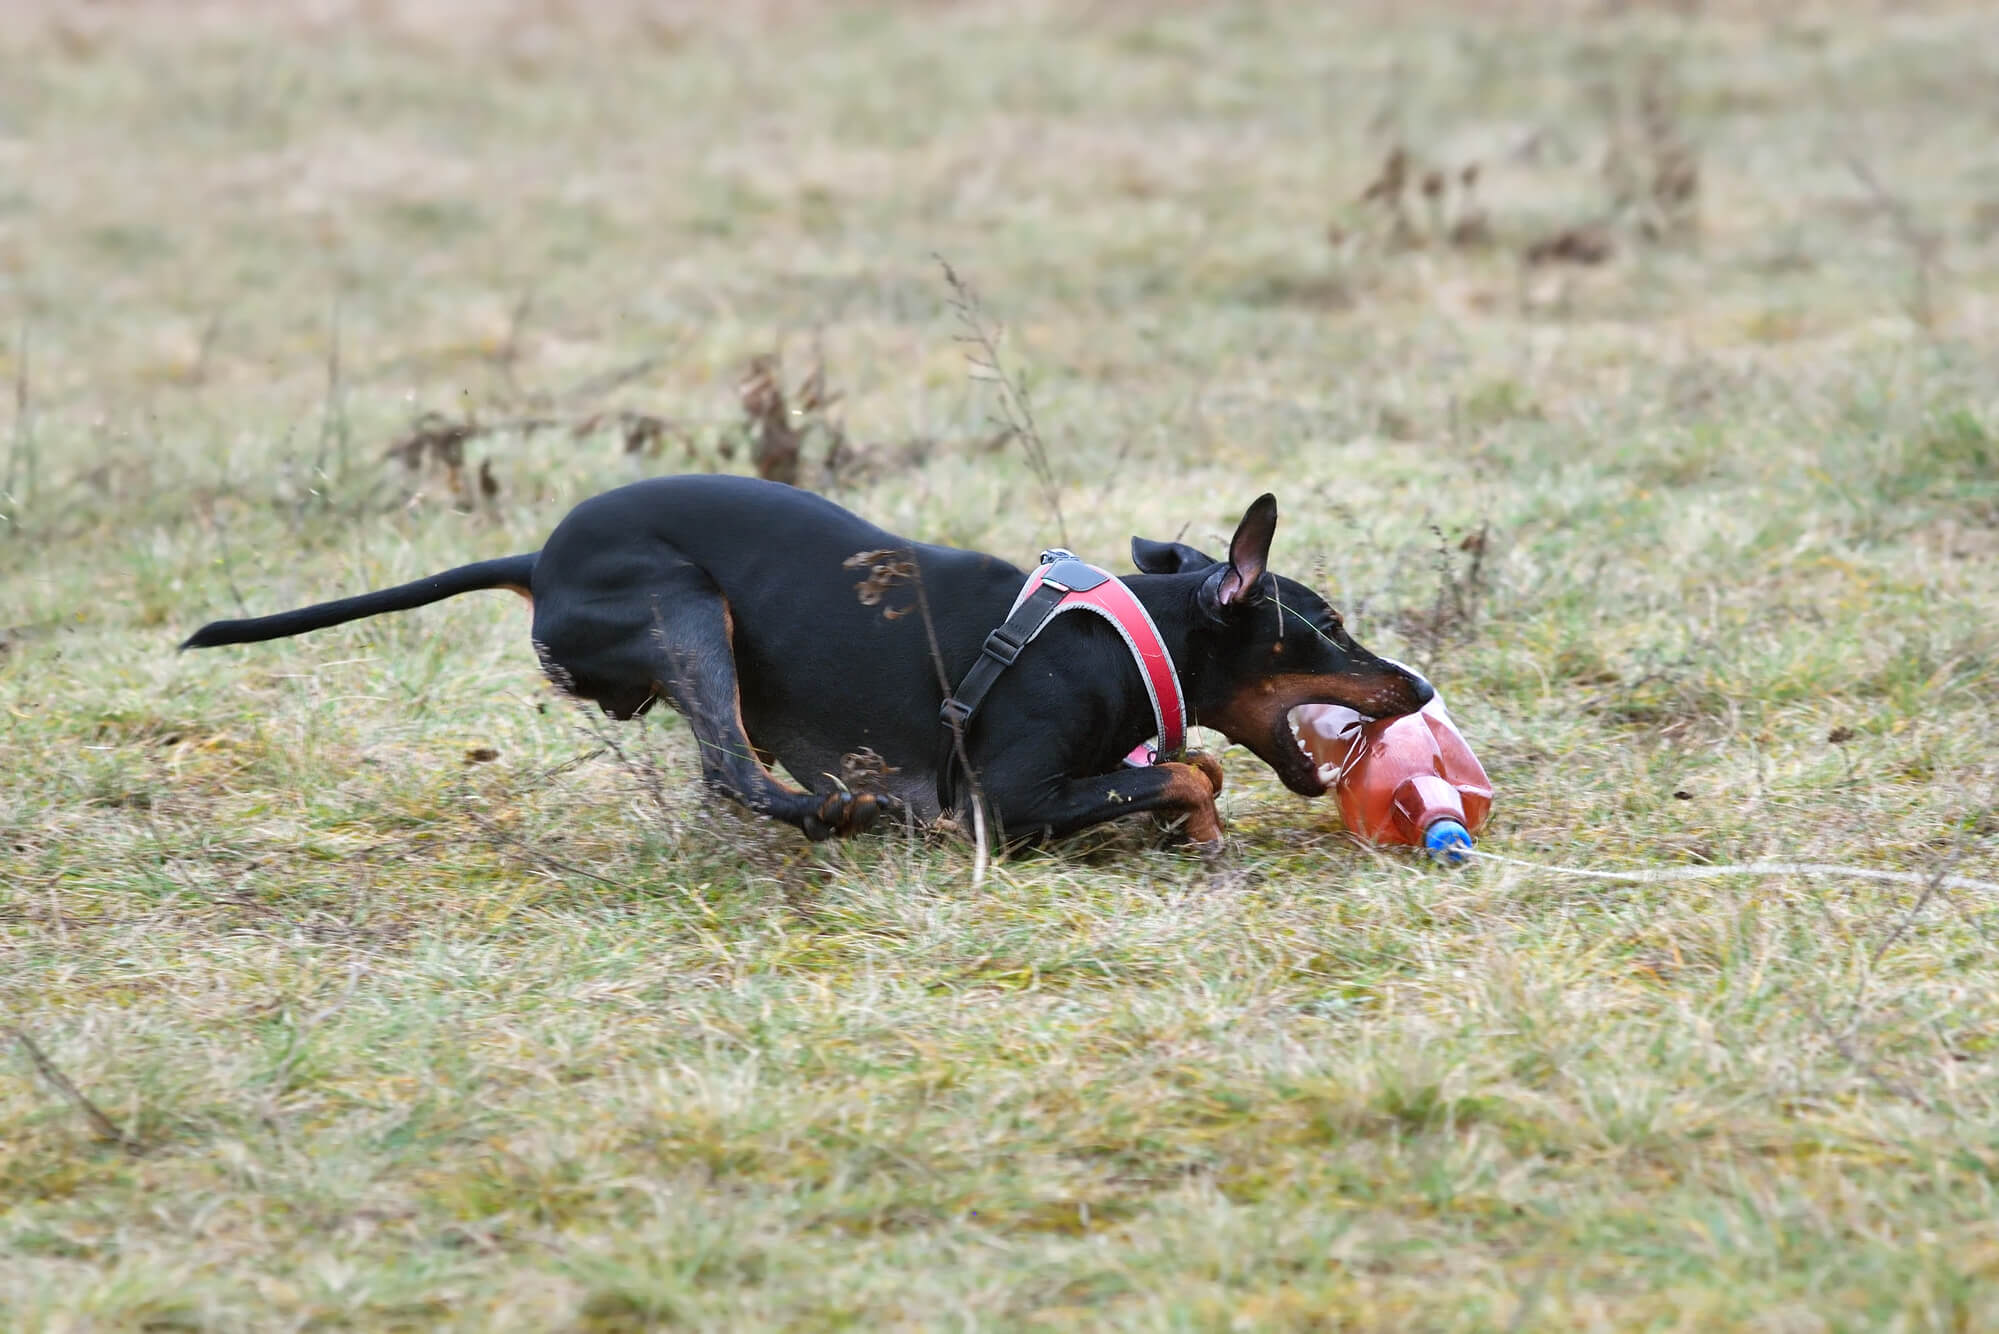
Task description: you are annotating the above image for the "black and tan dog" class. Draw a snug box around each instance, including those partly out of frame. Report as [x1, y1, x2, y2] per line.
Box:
[181, 476, 1432, 847]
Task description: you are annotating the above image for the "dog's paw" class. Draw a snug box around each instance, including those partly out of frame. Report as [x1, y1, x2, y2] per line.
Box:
[1150, 816, 1225, 851]
[803, 790, 881, 841]
[1147, 759, 1225, 846]
[1186, 750, 1224, 796]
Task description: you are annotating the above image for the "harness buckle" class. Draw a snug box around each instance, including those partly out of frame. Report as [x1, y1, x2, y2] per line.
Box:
[981, 627, 1027, 667]
[938, 697, 973, 730]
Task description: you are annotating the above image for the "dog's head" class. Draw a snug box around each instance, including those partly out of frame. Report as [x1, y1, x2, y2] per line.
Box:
[1132, 494, 1433, 797]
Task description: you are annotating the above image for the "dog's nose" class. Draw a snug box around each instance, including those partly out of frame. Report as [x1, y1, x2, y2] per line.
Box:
[1408, 672, 1436, 708]
[1381, 655, 1435, 709]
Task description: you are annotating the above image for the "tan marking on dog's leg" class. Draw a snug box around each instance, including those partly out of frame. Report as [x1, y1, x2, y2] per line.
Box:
[1157, 760, 1224, 844]
[715, 598, 799, 792]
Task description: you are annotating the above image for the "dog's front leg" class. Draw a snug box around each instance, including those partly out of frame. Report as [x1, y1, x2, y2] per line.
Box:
[985, 753, 1225, 848]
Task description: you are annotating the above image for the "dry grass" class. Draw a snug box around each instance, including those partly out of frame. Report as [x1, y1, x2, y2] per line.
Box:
[3, 2, 1998, 1329]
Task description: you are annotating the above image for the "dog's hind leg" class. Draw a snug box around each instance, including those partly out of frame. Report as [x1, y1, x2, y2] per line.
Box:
[543, 568, 879, 843]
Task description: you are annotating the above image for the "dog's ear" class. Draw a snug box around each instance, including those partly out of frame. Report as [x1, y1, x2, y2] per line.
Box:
[1213, 493, 1277, 608]
[1131, 535, 1219, 574]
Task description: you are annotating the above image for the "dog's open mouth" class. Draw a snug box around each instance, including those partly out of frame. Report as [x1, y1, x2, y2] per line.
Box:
[1222, 668, 1431, 798]
[1275, 703, 1368, 798]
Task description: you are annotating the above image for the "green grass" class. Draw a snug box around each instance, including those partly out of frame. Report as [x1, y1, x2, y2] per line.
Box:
[4, 1, 1999, 1328]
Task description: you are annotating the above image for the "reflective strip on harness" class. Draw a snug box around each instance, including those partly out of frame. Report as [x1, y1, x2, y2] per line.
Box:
[1005, 558, 1186, 762]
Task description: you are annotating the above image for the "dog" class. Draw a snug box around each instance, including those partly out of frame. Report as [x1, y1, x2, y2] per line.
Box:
[181, 475, 1433, 847]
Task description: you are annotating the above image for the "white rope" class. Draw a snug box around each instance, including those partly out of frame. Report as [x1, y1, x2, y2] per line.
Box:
[1463, 848, 1999, 896]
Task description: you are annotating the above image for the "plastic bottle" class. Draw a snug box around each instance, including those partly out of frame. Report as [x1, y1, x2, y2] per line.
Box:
[1294, 693, 1492, 863]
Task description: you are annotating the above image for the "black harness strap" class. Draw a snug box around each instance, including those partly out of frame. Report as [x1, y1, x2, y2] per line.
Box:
[936, 552, 1123, 799]
[936, 577, 1069, 787]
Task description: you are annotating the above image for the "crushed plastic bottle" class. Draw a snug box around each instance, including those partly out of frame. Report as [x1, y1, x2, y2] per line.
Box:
[1293, 692, 1492, 864]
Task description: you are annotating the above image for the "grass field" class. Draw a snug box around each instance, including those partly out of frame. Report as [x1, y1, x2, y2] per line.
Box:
[4, 1, 1999, 1328]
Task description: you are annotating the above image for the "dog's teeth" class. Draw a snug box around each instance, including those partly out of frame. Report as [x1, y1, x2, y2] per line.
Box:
[1318, 762, 1340, 784]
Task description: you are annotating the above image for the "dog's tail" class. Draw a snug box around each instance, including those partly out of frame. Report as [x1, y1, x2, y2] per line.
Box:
[179, 553, 538, 651]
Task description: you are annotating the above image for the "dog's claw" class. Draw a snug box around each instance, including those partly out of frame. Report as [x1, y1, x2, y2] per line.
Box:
[804, 790, 880, 841]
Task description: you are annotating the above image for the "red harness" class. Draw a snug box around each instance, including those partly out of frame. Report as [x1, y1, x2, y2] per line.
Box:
[1007, 556, 1186, 764]
[922, 548, 1190, 779]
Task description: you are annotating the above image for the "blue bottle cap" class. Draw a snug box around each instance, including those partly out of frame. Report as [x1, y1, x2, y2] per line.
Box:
[1424, 818, 1473, 865]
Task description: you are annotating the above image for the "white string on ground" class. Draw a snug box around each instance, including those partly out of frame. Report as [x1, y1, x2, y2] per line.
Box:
[1464, 849, 1999, 897]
